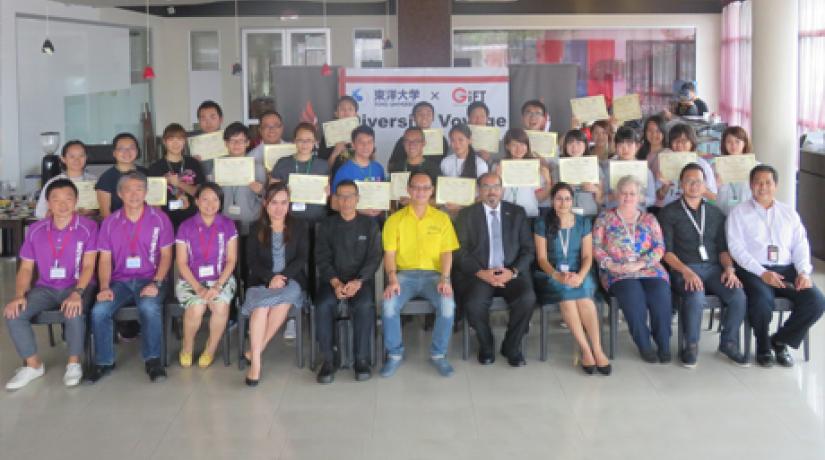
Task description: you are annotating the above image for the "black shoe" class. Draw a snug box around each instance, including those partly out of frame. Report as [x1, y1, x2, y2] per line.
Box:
[245, 377, 259, 387]
[316, 361, 335, 384]
[756, 352, 775, 367]
[658, 349, 672, 364]
[506, 352, 526, 367]
[477, 350, 495, 365]
[145, 358, 166, 382]
[85, 364, 115, 384]
[353, 359, 371, 382]
[581, 363, 596, 375]
[639, 348, 658, 364]
[680, 344, 698, 368]
[718, 342, 749, 367]
[596, 364, 612, 376]
[772, 339, 794, 367]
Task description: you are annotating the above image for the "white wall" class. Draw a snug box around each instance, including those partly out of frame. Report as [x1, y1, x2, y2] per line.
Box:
[452, 14, 722, 114]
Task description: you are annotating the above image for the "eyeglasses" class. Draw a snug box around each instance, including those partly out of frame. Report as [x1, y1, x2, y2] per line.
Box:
[409, 185, 433, 191]
[524, 111, 544, 118]
[479, 184, 501, 191]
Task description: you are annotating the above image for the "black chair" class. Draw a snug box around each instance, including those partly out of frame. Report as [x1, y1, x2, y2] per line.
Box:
[309, 299, 378, 371]
[675, 294, 725, 354]
[163, 295, 237, 367]
[743, 298, 811, 362]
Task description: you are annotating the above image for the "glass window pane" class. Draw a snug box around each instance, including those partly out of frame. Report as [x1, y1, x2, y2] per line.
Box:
[191, 31, 219, 71]
[354, 29, 383, 68]
[246, 32, 283, 119]
[290, 32, 327, 66]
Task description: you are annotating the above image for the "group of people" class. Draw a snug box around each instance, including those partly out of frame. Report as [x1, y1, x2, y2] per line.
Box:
[4, 97, 824, 391]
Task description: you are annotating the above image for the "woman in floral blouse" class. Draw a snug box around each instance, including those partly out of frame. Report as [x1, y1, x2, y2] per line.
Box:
[593, 175, 672, 364]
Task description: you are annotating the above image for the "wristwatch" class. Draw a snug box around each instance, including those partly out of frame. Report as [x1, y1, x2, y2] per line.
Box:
[152, 279, 164, 289]
[509, 267, 520, 279]
[72, 287, 85, 296]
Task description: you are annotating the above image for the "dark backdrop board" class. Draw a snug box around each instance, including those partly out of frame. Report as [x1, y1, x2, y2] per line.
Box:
[270, 66, 341, 140]
[509, 64, 578, 136]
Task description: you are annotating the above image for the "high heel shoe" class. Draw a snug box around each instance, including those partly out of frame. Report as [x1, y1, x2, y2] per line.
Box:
[245, 377, 259, 387]
[596, 364, 612, 376]
[581, 363, 596, 375]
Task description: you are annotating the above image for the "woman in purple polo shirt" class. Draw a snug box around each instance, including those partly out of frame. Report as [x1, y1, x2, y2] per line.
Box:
[4, 179, 97, 390]
[174, 182, 238, 368]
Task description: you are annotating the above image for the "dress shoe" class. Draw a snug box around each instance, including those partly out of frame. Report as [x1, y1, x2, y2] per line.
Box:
[772, 339, 794, 367]
[477, 350, 495, 365]
[596, 364, 612, 376]
[353, 359, 371, 381]
[145, 358, 167, 382]
[316, 361, 335, 384]
[245, 377, 259, 387]
[506, 352, 526, 367]
[85, 364, 115, 384]
[756, 352, 775, 367]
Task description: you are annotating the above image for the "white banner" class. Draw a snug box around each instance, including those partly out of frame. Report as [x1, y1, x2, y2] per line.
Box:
[340, 68, 510, 164]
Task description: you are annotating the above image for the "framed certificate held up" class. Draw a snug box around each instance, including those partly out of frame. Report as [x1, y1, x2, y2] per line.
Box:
[146, 177, 168, 206]
[287, 174, 328, 205]
[214, 156, 255, 186]
[559, 156, 600, 185]
[390, 172, 411, 200]
[714, 154, 757, 184]
[658, 152, 698, 182]
[264, 144, 298, 171]
[355, 181, 391, 210]
[612, 94, 643, 123]
[435, 177, 476, 206]
[469, 125, 500, 153]
[501, 159, 541, 188]
[422, 129, 444, 156]
[526, 131, 558, 158]
[188, 131, 228, 161]
[72, 180, 99, 210]
[323, 117, 360, 147]
[570, 95, 609, 123]
[608, 160, 649, 190]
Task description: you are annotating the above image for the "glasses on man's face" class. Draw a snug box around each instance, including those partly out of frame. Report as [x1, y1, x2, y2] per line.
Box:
[295, 139, 315, 145]
[409, 185, 433, 192]
[479, 184, 501, 191]
[228, 138, 247, 146]
[524, 111, 543, 118]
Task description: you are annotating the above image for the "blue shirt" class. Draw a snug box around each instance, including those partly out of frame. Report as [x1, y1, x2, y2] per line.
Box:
[331, 159, 386, 192]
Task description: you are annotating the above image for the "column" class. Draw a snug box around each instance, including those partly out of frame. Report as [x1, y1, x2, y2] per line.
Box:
[397, 0, 452, 67]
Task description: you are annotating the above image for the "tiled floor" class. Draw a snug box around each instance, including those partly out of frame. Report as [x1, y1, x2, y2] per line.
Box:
[1, 258, 824, 459]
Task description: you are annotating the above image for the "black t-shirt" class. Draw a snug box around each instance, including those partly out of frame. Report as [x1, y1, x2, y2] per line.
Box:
[147, 156, 205, 229]
[387, 135, 447, 173]
[95, 165, 149, 214]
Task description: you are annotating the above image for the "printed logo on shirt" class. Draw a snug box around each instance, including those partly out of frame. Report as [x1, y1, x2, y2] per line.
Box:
[358, 235, 367, 241]
[217, 232, 225, 274]
[149, 227, 160, 265]
[74, 241, 84, 280]
[426, 225, 441, 236]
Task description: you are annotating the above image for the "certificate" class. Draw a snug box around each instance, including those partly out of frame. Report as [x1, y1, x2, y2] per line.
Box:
[469, 125, 500, 153]
[72, 180, 99, 210]
[146, 177, 168, 206]
[558, 156, 600, 185]
[323, 116, 360, 147]
[213, 156, 255, 186]
[526, 130, 558, 158]
[287, 174, 327, 205]
[188, 131, 228, 161]
[659, 152, 698, 182]
[422, 129, 444, 156]
[501, 159, 541, 188]
[436, 177, 476, 206]
[612, 94, 643, 122]
[714, 154, 757, 183]
[355, 181, 391, 210]
[570, 95, 609, 123]
[609, 160, 649, 190]
[264, 144, 297, 171]
[390, 172, 410, 200]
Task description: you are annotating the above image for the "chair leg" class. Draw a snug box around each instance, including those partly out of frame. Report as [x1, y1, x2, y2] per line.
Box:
[222, 324, 231, 366]
[462, 315, 469, 361]
[295, 308, 304, 369]
[743, 318, 752, 360]
[609, 299, 618, 359]
[540, 306, 548, 362]
[804, 331, 810, 362]
[238, 314, 247, 371]
[48, 324, 56, 347]
[707, 307, 715, 331]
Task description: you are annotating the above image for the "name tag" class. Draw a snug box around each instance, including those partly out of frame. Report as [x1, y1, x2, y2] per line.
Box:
[767, 245, 779, 264]
[698, 245, 709, 262]
[50, 266, 67, 279]
[168, 199, 184, 211]
[627, 255, 638, 263]
[198, 265, 215, 278]
[558, 263, 570, 273]
[228, 205, 241, 216]
[572, 207, 584, 216]
[126, 256, 142, 269]
[291, 202, 307, 212]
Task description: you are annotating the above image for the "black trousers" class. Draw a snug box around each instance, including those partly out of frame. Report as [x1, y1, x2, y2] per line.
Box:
[738, 265, 825, 354]
[314, 279, 375, 362]
[459, 275, 535, 357]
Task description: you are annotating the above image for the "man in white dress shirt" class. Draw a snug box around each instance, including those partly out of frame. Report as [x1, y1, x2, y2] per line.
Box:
[726, 165, 825, 367]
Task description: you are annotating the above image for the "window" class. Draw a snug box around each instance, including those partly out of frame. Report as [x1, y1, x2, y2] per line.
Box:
[242, 28, 330, 123]
[190, 31, 220, 71]
[354, 29, 384, 68]
[799, 0, 825, 135]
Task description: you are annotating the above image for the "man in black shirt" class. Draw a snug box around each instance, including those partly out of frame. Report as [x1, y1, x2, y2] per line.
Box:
[387, 127, 441, 192]
[659, 163, 747, 368]
[387, 102, 448, 171]
[314, 180, 382, 384]
[674, 82, 709, 117]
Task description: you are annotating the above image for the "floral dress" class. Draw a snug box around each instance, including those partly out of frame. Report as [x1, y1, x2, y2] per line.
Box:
[592, 208, 669, 289]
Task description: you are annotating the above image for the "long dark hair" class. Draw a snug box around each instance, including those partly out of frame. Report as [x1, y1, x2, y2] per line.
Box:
[503, 128, 535, 159]
[720, 126, 752, 156]
[256, 182, 294, 247]
[450, 124, 479, 179]
[546, 182, 576, 237]
[637, 114, 667, 160]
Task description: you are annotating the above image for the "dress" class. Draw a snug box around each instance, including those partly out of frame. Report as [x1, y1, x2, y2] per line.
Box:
[241, 232, 303, 314]
[532, 213, 596, 303]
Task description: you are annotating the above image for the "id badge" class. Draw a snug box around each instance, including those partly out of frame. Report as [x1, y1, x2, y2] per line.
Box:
[126, 256, 142, 269]
[228, 205, 241, 216]
[198, 265, 215, 278]
[572, 207, 584, 216]
[698, 244, 709, 262]
[627, 255, 638, 263]
[292, 202, 307, 212]
[168, 199, 184, 211]
[558, 263, 570, 273]
[50, 266, 67, 279]
[767, 245, 779, 264]
[727, 198, 739, 208]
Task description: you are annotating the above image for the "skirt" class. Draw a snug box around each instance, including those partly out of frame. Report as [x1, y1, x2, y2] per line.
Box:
[241, 280, 303, 315]
[533, 270, 596, 304]
[175, 277, 237, 308]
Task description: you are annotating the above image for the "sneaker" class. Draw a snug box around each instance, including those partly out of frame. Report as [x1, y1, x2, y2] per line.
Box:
[718, 342, 749, 367]
[772, 340, 794, 367]
[145, 358, 167, 382]
[658, 349, 672, 364]
[380, 356, 402, 378]
[63, 363, 83, 387]
[5, 365, 45, 391]
[680, 344, 698, 368]
[430, 357, 454, 377]
[755, 352, 775, 367]
[283, 319, 296, 341]
[316, 361, 335, 385]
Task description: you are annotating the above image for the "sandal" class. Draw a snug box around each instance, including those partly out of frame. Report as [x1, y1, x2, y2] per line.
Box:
[179, 351, 193, 368]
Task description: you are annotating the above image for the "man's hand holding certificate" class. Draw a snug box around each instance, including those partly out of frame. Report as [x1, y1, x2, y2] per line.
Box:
[188, 131, 228, 161]
[214, 157, 255, 186]
[501, 159, 541, 188]
[436, 177, 476, 206]
[323, 117, 360, 147]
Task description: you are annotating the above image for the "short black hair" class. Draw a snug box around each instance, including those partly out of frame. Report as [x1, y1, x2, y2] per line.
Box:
[476, 172, 501, 187]
[467, 101, 490, 118]
[668, 123, 698, 152]
[412, 101, 435, 117]
[681, 81, 696, 93]
[337, 95, 359, 113]
[61, 140, 86, 157]
[112, 132, 141, 158]
[521, 99, 546, 116]
[194, 182, 225, 210]
[750, 164, 778, 184]
[407, 171, 432, 187]
[679, 162, 706, 182]
[45, 178, 78, 200]
[197, 100, 223, 118]
[258, 110, 283, 123]
[336, 180, 359, 194]
[223, 122, 249, 141]
[403, 126, 425, 139]
[351, 125, 374, 143]
[614, 126, 638, 144]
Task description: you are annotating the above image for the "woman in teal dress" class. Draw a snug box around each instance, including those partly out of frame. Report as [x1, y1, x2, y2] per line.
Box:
[534, 182, 610, 375]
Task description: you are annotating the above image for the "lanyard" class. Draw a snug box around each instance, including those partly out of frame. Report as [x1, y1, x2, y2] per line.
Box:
[616, 209, 638, 251]
[127, 207, 146, 256]
[558, 227, 571, 260]
[198, 219, 219, 262]
[294, 155, 314, 174]
[47, 215, 76, 267]
[680, 199, 705, 244]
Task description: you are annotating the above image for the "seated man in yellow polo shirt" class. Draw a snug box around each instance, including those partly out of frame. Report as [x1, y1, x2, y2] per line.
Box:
[381, 172, 460, 378]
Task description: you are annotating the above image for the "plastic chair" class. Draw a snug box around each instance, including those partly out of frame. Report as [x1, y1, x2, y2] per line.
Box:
[743, 298, 811, 362]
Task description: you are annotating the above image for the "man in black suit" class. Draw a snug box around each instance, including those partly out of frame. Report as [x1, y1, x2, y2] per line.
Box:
[454, 173, 536, 366]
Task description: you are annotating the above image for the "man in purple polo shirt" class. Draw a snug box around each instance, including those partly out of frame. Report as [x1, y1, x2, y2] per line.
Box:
[4, 179, 97, 390]
[87, 171, 174, 383]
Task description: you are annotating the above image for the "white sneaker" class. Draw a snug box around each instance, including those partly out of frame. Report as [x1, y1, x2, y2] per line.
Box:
[63, 363, 83, 387]
[5, 365, 45, 391]
[284, 319, 296, 340]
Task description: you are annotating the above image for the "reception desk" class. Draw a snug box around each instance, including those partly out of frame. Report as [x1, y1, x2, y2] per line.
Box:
[799, 146, 825, 260]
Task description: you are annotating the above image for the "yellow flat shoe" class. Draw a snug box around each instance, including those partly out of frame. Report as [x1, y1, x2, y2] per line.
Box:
[198, 353, 214, 368]
[179, 351, 193, 368]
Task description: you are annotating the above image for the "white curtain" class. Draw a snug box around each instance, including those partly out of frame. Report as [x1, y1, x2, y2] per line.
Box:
[798, 0, 825, 135]
[719, 1, 752, 131]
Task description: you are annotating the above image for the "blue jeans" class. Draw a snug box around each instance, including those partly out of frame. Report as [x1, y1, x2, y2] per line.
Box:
[610, 277, 672, 353]
[382, 270, 455, 359]
[671, 263, 747, 348]
[91, 279, 166, 365]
